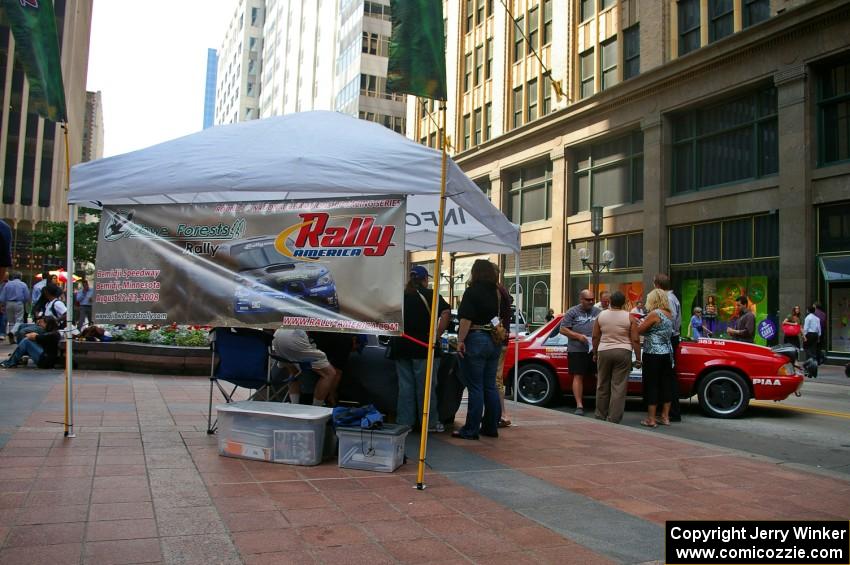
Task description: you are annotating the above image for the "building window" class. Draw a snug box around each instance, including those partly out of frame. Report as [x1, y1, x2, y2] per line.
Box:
[513, 86, 523, 128]
[709, 0, 734, 43]
[678, 0, 701, 56]
[818, 203, 850, 254]
[672, 85, 778, 194]
[476, 0, 485, 23]
[475, 177, 491, 199]
[463, 114, 471, 150]
[466, 0, 474, 32]
[543, 75, 552, 115]
[580, 48, 594, 99]
[571, 232, 644, 273]
[580, 0, 594, 22]
[475, 45, 483, 85]
[474, 108, 483, 145]
[464, 52, 472, 91]
[601, 0, 616, 9]
[485, 102, 492, 140]
[572, 131, 644, 214]
[669, 214, 779, 266]
[543, 0, 553, 45]
[527, 79, 538, 122]
[527, 6, 539, 55]
[513, 16, 525, 62]
[743, 0, 770, 28]
[623, 24, 640, 80]
[486, 38, 493, 79]
[508, 161, 553, 224]
[818, 59, 850, 166]
[601, 37, 618, 90]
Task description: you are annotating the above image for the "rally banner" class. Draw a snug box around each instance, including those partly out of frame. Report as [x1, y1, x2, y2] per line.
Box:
[93, 197, 406, 334]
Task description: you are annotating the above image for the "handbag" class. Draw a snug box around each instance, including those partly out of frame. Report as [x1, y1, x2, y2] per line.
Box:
[782, 322, 800, 337]
[490, 290, 507, 345]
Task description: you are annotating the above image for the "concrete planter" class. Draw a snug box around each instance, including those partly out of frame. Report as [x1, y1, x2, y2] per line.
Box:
[71, 341, 210, 375]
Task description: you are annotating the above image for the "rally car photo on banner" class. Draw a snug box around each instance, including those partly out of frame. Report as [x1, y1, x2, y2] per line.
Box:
[504, 315, 805, 418]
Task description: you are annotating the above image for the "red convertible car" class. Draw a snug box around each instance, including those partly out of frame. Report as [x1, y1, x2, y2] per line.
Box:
[503, 315, 804, 418]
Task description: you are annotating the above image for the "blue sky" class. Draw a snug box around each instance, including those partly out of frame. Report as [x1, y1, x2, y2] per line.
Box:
[86, 1, 234, 157]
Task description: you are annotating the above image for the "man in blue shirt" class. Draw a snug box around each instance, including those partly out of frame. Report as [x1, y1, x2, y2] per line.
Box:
[0, 272, 30, 343]
[75, 279, 94, 329]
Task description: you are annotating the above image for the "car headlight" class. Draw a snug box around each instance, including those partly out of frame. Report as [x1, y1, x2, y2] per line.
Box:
[777, 362, 796, 376]
[316, 274, 332, 286]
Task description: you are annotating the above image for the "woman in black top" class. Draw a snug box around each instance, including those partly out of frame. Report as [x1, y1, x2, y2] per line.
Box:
[453, 260, 502, 439]
[0, 315, 60, 368]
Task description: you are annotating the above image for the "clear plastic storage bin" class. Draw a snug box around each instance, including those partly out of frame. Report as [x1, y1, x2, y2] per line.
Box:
[336, 424, 410, 473]
[217, 401, 333, 466]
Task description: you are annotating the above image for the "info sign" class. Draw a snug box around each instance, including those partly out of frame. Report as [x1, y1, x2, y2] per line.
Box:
[93, 196, 406, 334]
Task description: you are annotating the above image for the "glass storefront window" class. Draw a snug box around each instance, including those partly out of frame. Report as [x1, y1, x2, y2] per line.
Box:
[672, 260, 779, 346]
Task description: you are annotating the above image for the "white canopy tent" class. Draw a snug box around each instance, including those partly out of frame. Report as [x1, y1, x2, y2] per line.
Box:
[65, 111, 521, 437]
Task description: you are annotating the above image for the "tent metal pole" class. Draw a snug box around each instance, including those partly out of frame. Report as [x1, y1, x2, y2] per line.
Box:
[514, 253, 519, 403]
[64, 207, 76, 438]
[416, 103, 449, 490]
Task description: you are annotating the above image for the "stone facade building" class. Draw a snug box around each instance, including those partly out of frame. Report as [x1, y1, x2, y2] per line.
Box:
[409, 0, 850, 358]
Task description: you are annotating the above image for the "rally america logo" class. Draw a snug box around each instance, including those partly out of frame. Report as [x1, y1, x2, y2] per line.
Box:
[275, 212, 396, 260]
[19, 0, 39, 8]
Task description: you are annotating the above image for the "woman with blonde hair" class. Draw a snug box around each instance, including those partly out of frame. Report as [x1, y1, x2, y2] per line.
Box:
[636, 288, 675, 427]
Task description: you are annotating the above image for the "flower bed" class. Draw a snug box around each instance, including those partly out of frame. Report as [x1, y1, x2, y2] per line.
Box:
[73, 324, 211, 375]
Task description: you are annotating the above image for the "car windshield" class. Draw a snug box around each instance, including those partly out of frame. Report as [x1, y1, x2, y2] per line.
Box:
[229, 242, 292, 271]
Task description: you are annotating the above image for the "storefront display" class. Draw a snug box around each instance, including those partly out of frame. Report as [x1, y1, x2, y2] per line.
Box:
[829, 285, 850, 353]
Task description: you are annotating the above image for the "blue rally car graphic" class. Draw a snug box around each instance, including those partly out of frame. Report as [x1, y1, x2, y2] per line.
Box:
[219, 236, 340, 321]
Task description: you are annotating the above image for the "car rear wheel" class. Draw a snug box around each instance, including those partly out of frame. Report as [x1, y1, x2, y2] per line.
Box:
[697, 370, 750, 418]
[516, 363, 558, 406]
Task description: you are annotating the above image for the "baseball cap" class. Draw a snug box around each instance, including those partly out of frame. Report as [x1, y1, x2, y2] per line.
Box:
[410, 265, 429, 280]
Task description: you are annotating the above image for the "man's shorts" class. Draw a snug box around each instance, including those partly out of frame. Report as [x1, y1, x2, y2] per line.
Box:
[272, 329, 331, 370]
[568, 351, 596, 377]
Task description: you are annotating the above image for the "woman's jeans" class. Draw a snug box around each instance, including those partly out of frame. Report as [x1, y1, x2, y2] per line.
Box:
[459, 331, 501, 437]
[395, 357, 440, 429]
[7, 339, 44, 366]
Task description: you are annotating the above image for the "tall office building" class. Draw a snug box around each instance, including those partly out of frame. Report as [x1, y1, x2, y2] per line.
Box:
[410, 0, 850, 358]
[203, 48, 218, 129]
[334, 0, 406, 133]
[260, 0, 338, 117]
[0, 0, 93, 276]
[82, 90, 103, 162]
[215, 0, 265, 125]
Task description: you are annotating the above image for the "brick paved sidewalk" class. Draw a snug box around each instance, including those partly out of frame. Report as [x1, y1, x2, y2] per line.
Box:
[0, 368, 848, 564]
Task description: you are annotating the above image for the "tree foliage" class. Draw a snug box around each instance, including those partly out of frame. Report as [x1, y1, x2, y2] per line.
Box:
[31, 216, 100, 268]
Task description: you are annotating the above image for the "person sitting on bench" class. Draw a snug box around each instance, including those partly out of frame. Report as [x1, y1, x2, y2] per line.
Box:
[1, 315, 60, 368]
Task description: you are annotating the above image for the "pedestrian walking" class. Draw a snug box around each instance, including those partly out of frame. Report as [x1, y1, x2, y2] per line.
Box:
[781, 306, 803, 349]
[636, 288, 675, 428]
[30, 271, 48, 321]
[813, 302, 827, 364]
[0, 272, 30, 343]
[560, 289, 601, 416]
[591, 291, 640, 424]
[75, 279, 94, 329]
[803, 305, 821, 365]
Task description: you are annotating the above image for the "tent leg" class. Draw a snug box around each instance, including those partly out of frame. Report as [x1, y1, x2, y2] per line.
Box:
[514, 253, 520, 403]
[65, 203, 76, 438]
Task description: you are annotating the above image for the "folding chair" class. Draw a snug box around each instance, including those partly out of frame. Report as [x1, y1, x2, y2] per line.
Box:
[206, 327, 299, 434]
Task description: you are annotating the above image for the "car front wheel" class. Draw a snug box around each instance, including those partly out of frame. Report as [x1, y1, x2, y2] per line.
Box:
[516, 363, 558, 406]
[697, 370, 750, 418]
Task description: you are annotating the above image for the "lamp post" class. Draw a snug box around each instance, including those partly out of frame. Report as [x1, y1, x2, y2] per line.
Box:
[577, 206, 614, 298]
[441, 271, 464, 306]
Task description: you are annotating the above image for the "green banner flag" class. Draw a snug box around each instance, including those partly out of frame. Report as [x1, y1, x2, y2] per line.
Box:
[2, 0, 66, 122]
[386, 0, 447, 101]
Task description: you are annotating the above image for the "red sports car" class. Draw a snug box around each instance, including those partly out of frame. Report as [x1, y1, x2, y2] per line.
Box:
[502, 315, 804, 418]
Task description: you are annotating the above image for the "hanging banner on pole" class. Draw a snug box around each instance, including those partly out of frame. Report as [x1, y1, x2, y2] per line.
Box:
[93, 196, 406, 334]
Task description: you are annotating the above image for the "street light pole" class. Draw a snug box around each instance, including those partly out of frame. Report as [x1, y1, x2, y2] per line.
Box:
[591, 206, 603, 296]
[577, 206, 614, 301]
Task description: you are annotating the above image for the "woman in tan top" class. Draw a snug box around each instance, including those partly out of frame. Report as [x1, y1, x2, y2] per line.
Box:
[592, 291, 641, 423]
